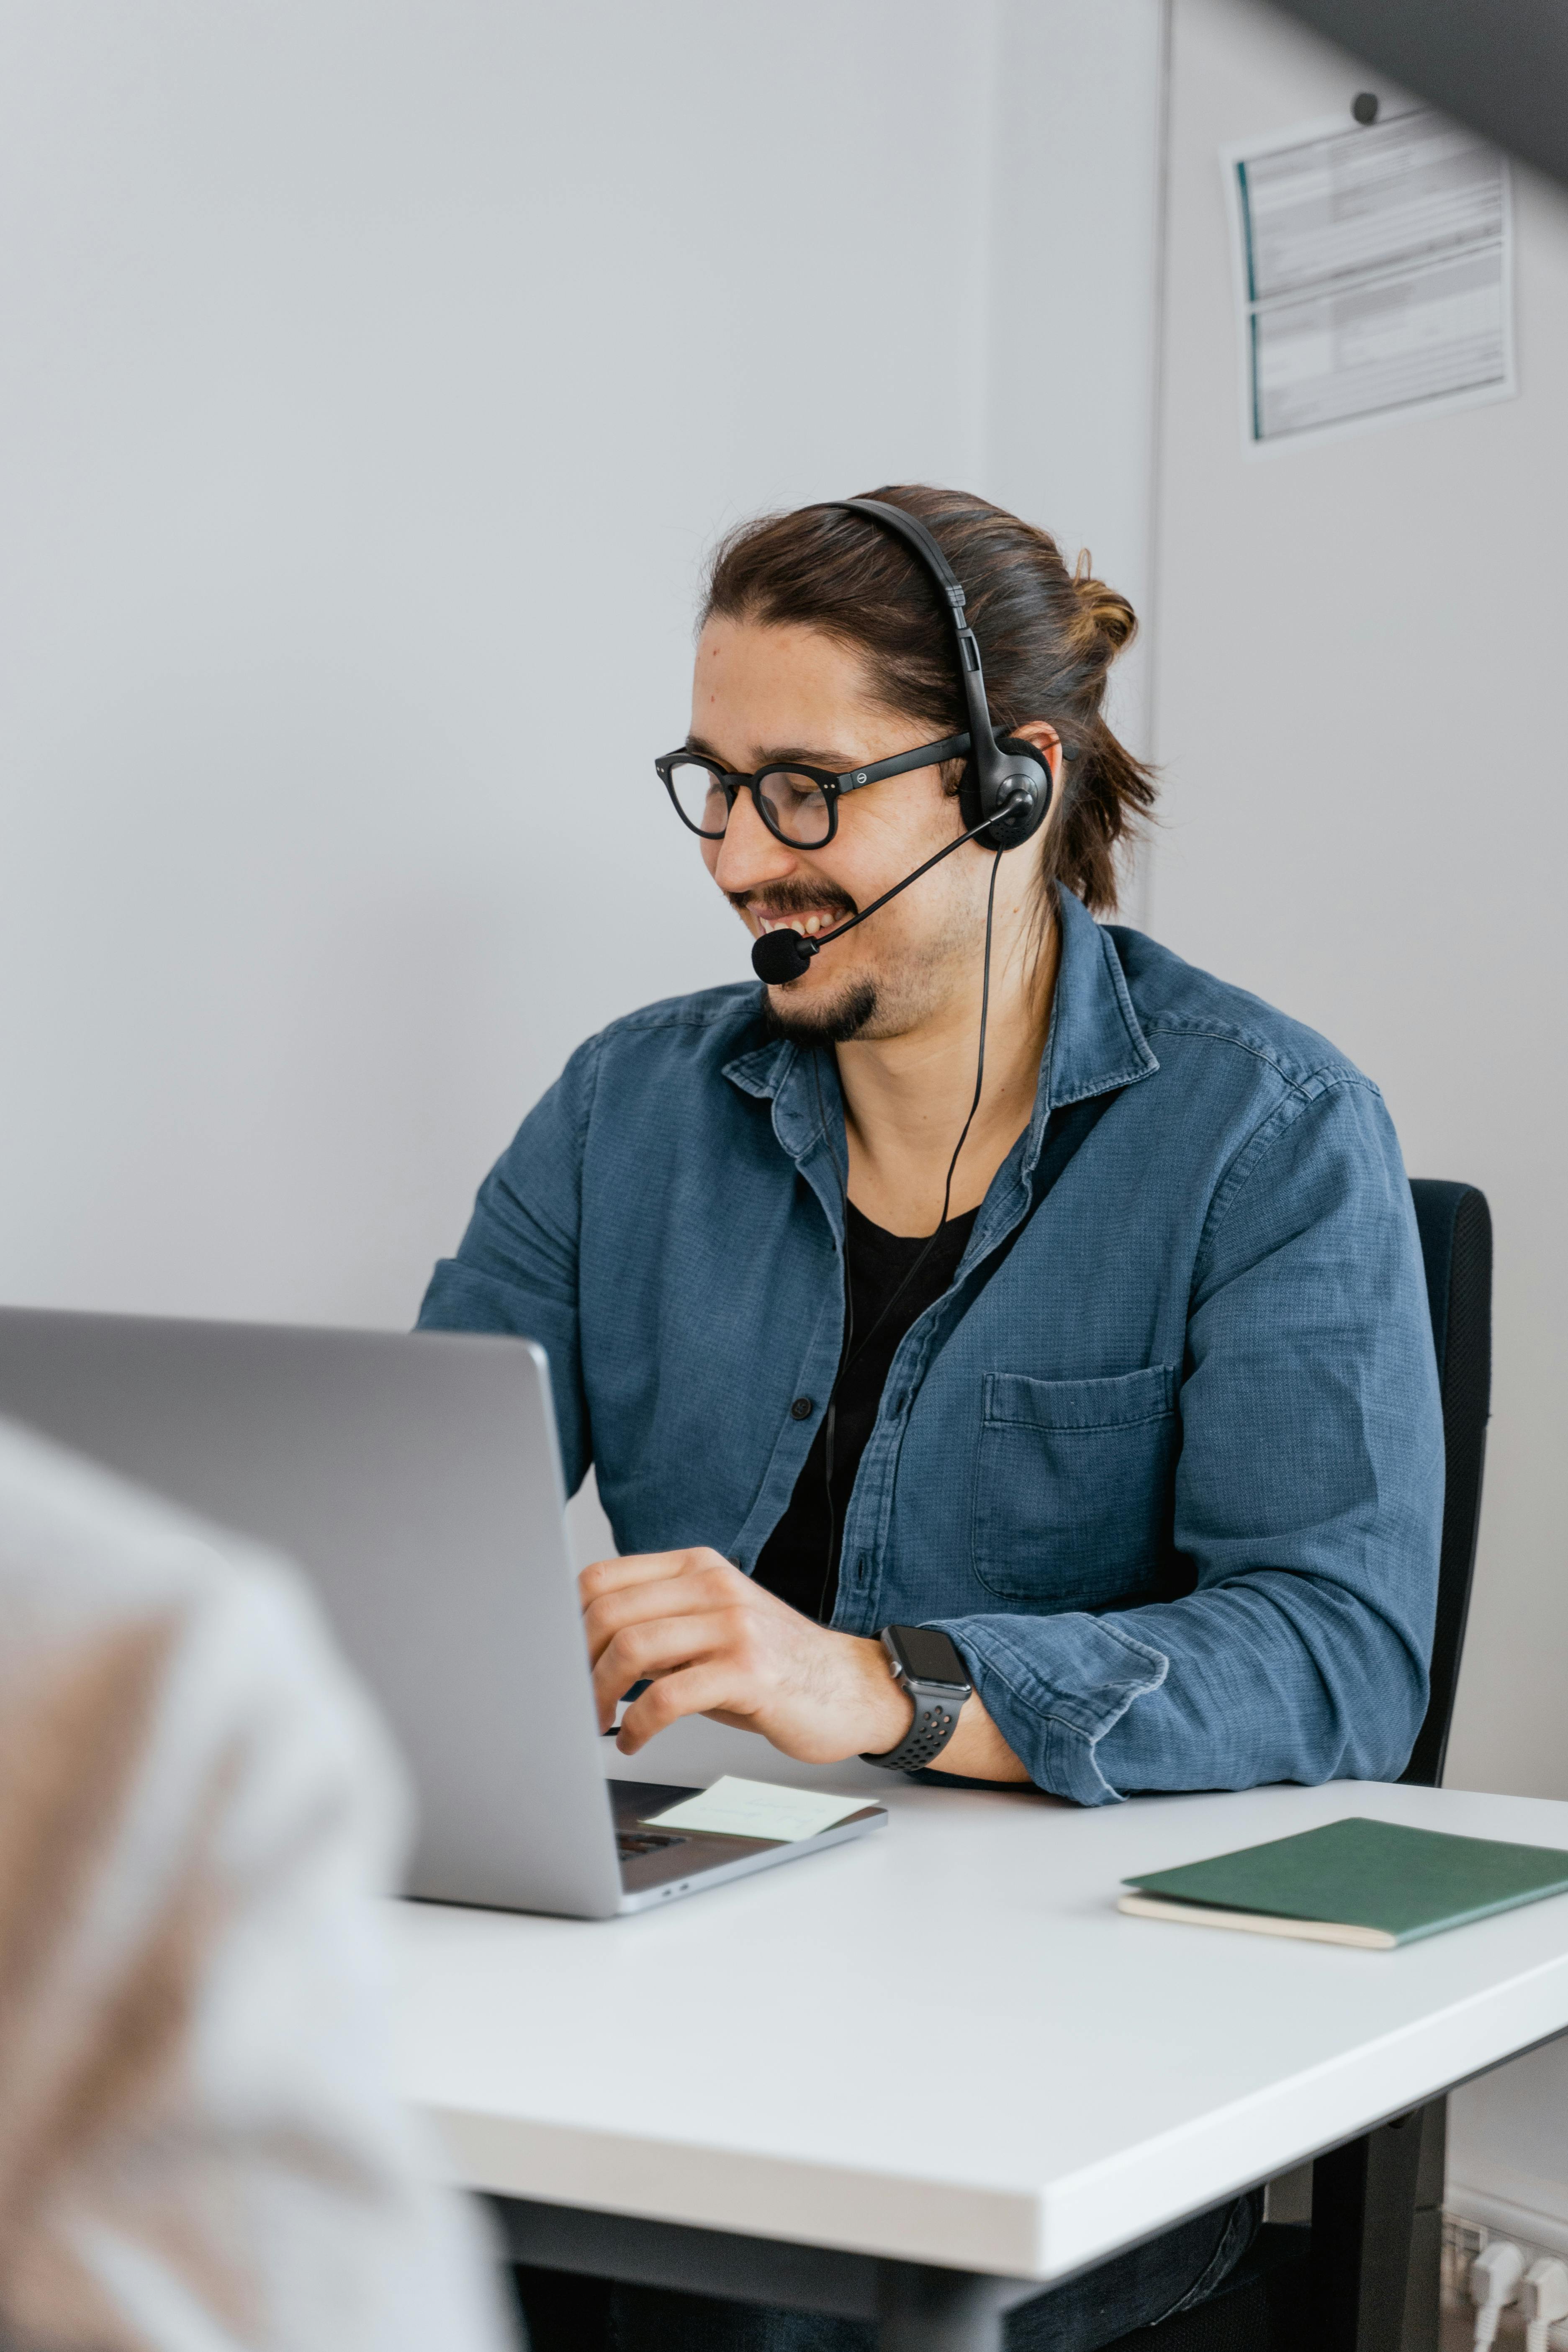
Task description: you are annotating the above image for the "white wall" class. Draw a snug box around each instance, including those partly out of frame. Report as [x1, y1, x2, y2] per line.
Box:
[985, 1, 1168, 759]
[1149, 0, 1568, 2233]
[1447, 2036, 1568, 2260]
[0, 0, 1162, 1342]
[0, 0, 982, 1327]
[1151, 0, 1568, 1806]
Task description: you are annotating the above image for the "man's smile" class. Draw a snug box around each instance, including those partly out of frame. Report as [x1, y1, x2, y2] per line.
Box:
[737, 890, 856, 940]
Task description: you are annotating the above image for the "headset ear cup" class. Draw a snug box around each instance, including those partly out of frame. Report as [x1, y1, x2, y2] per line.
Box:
[984, 736, 1053, 848]
[954, 754, 984, 835]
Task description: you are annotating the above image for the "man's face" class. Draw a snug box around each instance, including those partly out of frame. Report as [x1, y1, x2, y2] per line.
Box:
[689, 615, 995, 1043]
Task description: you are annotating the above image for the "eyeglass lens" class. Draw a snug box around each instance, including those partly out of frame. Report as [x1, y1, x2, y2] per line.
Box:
[666, 759, 730, 836]
[666, 758, 832, 846]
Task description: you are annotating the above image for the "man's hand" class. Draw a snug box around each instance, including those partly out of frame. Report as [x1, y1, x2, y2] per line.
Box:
[580, 1548, 912, 1762]
[578, 1548, 1032, 1779]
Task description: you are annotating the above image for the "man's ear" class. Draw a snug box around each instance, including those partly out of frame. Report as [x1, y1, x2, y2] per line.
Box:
[1002, 722, 1063, 810]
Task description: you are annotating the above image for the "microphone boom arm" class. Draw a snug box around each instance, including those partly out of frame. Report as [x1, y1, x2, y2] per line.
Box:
[750, 807, 1009, 985]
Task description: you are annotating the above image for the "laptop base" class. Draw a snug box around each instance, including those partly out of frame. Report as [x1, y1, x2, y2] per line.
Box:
[608, 1778, 886, 1913]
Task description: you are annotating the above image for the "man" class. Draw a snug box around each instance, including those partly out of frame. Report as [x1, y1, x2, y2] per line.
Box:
[419, 486, 1442, 2350]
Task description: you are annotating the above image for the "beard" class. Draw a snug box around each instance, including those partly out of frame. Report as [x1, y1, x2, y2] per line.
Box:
[738, 877, 877, 1043]
[762, 975, 880, 1046]
[742, 862, 982, 1046]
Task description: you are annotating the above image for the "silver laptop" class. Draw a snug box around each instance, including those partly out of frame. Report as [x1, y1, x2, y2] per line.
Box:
[0, 1308, 885, 1917]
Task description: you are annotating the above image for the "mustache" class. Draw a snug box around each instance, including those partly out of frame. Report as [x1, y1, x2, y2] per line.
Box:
[730, 879, 858, 922]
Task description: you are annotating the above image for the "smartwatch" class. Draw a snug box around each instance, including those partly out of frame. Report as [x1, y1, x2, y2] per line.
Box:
[861, 1625, 973, 1772]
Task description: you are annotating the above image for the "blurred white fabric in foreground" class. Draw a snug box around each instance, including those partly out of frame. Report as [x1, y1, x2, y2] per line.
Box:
[0, 1416, 519, 2352]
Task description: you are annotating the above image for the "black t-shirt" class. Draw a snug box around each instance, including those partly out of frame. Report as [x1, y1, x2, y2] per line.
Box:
[751, 1198, 979, 1624]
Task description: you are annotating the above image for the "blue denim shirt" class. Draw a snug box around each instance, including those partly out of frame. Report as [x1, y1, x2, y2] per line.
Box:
[419, 889, 1442, 1804]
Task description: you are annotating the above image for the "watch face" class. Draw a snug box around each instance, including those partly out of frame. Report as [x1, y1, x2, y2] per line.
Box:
[889, 1625, 970, 1688]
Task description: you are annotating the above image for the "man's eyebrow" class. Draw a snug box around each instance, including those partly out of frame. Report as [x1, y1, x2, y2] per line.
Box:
[684, 733, 853, 771]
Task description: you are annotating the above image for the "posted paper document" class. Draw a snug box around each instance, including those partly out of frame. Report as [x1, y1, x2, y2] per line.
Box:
[1225, 107, 1513, 449]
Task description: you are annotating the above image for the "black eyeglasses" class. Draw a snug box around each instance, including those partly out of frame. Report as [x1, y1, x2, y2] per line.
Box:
[655, 732, 971, 848]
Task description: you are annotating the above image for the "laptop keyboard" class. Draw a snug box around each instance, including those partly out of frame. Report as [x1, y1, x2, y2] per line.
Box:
[616, 1830, 689, 1860]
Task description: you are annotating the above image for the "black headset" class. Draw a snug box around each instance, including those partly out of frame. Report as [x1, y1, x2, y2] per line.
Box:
[749, 497, 1053, 987]
[835, 497, 1053, 851]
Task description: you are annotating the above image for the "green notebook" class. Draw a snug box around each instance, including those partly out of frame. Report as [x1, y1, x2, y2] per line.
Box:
[1119, 1817, 1568, 1949]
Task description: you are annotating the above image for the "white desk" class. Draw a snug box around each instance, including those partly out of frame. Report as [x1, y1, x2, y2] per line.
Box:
[393, 1720, 1568, 2349]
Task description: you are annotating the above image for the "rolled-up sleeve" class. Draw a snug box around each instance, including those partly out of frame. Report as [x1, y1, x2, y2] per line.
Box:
[417, 1035, 599, 1496]
[932, 1078, 1445, 1804]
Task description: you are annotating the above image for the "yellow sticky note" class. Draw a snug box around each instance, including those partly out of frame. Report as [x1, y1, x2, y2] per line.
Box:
[641, 1775, 872, 1843]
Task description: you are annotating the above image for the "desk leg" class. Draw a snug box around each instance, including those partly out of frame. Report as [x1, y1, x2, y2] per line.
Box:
[1311, 2110, 1426, 2352]
[876, 2261, 1020, 2351]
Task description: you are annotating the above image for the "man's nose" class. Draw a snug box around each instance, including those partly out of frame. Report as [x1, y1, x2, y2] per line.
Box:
[712, 787, 796, 895]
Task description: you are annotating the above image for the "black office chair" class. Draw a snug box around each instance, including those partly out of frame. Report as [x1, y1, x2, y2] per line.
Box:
[1116, 1180, 1493, 2352]
[1401, 1182, 1494, 1792]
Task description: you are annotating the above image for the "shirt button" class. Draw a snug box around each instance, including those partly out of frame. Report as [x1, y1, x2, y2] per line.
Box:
[790, 1396, 815, 1420]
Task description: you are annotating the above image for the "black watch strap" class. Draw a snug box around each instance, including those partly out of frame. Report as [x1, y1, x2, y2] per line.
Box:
[861, 1627, 972, 1772]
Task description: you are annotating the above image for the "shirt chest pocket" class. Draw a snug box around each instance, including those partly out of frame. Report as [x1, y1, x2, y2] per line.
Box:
[971, 1365, 1180, 1608]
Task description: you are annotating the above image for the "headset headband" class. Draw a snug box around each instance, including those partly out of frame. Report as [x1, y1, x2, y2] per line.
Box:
[829, 497, 998, 774]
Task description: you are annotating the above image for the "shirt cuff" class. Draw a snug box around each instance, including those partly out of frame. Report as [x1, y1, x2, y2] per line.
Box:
[925, 1612, 1169, 1806]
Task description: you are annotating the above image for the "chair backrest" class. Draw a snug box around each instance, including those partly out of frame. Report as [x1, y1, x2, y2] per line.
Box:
[1400, 1180, 1493, 1786]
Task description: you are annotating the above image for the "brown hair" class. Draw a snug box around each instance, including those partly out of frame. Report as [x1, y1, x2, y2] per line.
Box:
[700, 484, 1154, 916]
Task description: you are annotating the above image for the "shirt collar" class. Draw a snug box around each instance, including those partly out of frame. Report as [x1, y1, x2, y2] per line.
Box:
[722, 887, 1159, 1181]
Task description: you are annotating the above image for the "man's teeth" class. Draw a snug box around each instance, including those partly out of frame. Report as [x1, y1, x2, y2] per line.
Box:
[758, 913, 830, 936]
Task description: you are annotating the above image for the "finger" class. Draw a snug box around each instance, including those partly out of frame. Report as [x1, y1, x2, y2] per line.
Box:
[582, 1567, 742, 1667]
[578, 1551, 686, 1610]
[589, 1612, 738, 1729]
[584, 1581, 691, 1673]
[577, 1547, 726, 1610]
[616, 1659, 758, 1754]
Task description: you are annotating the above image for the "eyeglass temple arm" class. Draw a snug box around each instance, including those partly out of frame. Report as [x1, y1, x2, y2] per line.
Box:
[835, 732, 971, 795]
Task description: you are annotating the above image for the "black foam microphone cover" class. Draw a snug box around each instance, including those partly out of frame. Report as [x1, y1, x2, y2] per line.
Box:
[751, 927, 818, 984]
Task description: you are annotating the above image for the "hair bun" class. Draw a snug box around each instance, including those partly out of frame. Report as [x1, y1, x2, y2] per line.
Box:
[1072, 551, 1138, 658]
